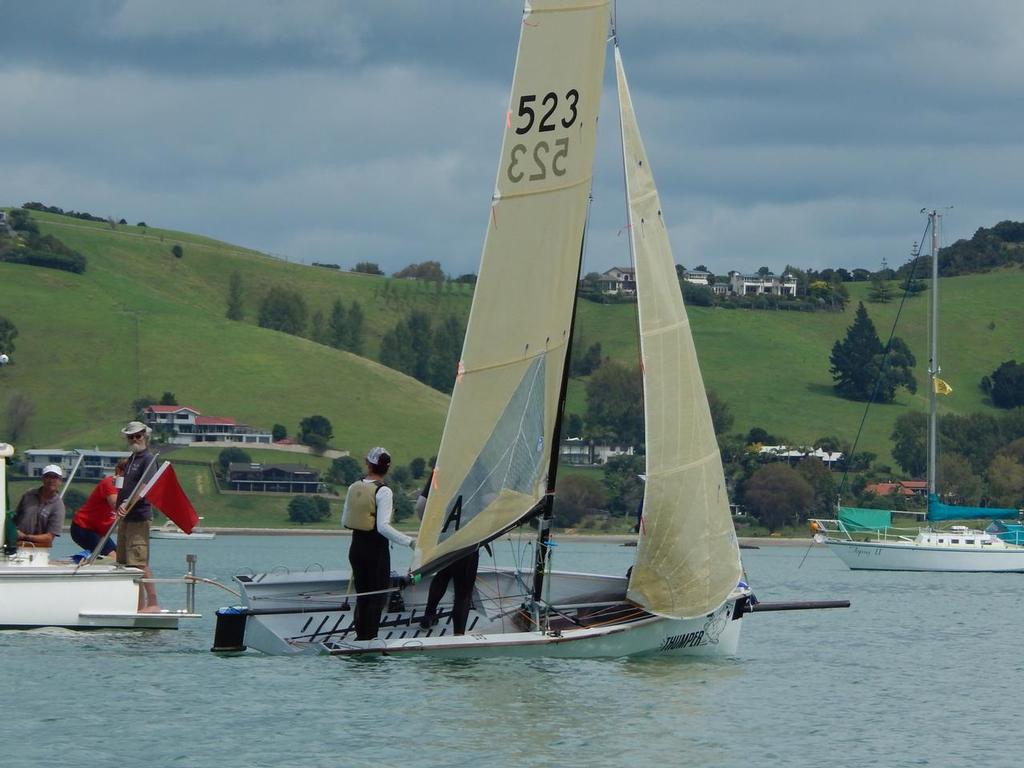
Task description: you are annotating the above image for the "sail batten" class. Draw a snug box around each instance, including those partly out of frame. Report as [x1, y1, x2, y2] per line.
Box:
[413, 0, 610, 575]
[616, 47, 742, 620]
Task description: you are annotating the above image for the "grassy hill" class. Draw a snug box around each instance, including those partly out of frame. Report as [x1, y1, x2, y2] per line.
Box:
[3, 207, 1024, 474]
[1, 210, 450, 460]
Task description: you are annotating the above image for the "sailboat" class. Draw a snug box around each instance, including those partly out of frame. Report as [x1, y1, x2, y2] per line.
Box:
[812, 210, 1024, 572]
[212, 0, 846, 657]
[0, 442, 201, 629]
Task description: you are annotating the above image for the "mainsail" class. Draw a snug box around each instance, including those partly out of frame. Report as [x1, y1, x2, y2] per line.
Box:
[616, 47, 743, 619]
[414, 0, 610, 574]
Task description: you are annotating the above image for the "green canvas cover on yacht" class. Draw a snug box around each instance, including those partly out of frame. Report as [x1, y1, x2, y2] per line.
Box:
[926, 494, 1018, 522]
[838, 507, 892, 532]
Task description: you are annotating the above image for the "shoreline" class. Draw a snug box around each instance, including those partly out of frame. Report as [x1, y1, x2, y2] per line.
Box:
[193, 528, 818, 547]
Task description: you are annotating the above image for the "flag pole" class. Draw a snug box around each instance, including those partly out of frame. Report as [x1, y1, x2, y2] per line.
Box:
[76, 453, 159, 572]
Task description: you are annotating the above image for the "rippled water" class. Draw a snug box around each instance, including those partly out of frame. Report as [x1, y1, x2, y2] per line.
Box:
[2, 535, 1019, 768]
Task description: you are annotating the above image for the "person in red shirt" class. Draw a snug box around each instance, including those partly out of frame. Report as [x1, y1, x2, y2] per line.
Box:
[70, 459, 127, 558]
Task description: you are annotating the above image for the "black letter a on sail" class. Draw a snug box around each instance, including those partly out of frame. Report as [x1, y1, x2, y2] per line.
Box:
[442, 495, 463, 533]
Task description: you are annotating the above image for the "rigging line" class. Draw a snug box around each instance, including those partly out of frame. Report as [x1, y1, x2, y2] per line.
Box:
[836, 217, 933, 501]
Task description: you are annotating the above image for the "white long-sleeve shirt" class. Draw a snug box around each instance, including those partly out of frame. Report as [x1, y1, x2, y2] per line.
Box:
[344, 479, 413, 548]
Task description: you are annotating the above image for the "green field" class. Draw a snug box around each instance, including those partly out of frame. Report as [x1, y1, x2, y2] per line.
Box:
[4, 206, 1024, 478]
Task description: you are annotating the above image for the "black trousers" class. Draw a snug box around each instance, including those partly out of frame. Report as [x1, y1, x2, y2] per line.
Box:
[348, 530, 391, 640]
[424, 549, 480, 635]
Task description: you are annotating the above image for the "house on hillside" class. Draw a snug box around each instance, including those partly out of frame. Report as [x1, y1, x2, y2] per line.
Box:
[143, 405, 272, 445]
[24, 449, 127, 480]
[227, 462, 322, 493]
[865, 480, 927, 498]
[559, 438, 635, 466]
[759, 445, 844, 468]
[729, 272, 798, 297]
[599, 266, 636, 295]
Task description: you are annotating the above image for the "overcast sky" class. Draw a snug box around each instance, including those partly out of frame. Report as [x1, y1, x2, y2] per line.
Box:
[2, 1, 1022, 277]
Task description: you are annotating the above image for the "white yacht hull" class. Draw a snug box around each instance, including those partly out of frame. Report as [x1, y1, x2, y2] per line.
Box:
[151, 531, 215, 540]
[826, 538, 1024, 572]
[0, 552, 193, 629]
[216, 566, 745, 658]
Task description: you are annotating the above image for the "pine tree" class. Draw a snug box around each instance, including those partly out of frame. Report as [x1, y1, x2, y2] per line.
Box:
[327, 299, 347, 349]
[225, 271, 244, 321]
[346, 301, 365, 354]
[829, 302, 884, 400]
[428, 315, 464, 392]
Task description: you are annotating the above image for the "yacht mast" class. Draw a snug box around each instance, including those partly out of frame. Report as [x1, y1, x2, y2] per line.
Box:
[926, 210, 941, 499]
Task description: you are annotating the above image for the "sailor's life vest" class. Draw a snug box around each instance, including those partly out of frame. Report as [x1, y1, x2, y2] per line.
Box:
[342, 480, 383, 531]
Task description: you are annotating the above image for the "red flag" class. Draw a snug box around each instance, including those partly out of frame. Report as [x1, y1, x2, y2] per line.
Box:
[139, 462, 199, 534]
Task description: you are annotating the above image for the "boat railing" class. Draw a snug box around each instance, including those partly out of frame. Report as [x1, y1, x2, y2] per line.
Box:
[810, 518, 923, 543]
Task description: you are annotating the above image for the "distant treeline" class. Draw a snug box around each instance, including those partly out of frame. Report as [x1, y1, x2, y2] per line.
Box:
[897, 220, 1024, 279]
[1, 209, 87, 274]
[21, 201, 110, 224]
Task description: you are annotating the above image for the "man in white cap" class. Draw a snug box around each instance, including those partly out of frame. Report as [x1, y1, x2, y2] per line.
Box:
[116, 420, 160, 612]
[341, 446, 414, 640]
[14, 464, 66, 548]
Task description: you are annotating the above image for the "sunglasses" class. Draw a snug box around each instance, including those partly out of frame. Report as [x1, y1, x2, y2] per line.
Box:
[127, 433, 146, 441]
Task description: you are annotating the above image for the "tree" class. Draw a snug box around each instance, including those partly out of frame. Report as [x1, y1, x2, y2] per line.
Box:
[428, 315, 463, 392]
[867, 275, 892, 303]
[563, 412, 584, 439]
[218, 447, 252, 472]
[258, 286, 307, 336]
[706, 391, 733, 436]
[226, 271, 244, 321]
[288, 495, 329, 524]
[328, 455, 363, 486]
[171, 244, 183, 258]
[987, 455, 1024, 508]
[159, 391, 178, 406]
[938, 453, 982, 506]
[570, 338, 602, 377]
[829, 302, 915, 402]
[553, 475, 606, 527]
[891, 412, 927, 476]
[6, 392, 34, 441]
[0, 315, 17, 356]
[272, 424, 287, 441]
[346, 301, 365, 354]
[380, 310, 433, 386]
[310, 309, 327, 344]
[409, 457, 427, 479]
[796, 458, 837, 520]
[327, 299, 347, 349]
[602, 454, 645, 516]
[989, 360, 1024, 409]
[394, 261, 445, 281]
[132, 395, 157, 416]
[744, 463, 813, 532]
[353, 262, 384, 275]
[298, 414, 333, 451]
[584, 361, 643, 447]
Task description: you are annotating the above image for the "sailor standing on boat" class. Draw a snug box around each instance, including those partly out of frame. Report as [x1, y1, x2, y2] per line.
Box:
[342, 447, 414, 640]
[115, 421, 160, 613]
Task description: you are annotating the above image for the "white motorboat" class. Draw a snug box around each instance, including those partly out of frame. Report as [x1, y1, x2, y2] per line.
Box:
[151, 518, 215, 540]
[812, 210, 1024, 571]
[213, 1, 847, 658]
[2, 442, 201, 629]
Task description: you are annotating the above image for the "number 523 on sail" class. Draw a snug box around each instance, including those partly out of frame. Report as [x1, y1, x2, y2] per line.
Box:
[506, 89, 580, 184]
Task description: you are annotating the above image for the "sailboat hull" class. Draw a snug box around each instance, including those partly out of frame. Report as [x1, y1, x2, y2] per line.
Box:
[825, 538, 1024, 572]
[218, 566, 745, 658]
[0, 555, 188, 629]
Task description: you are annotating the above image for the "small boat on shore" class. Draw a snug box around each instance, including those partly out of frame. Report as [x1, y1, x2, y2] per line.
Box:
[151, 517, 215, 540]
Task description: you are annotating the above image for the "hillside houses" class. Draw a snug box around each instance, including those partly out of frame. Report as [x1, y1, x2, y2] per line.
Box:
[598, 267, 798, 298]
[142, 405, 272, 445]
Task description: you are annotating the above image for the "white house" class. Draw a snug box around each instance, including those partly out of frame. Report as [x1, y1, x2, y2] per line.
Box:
[24, 449, 128, 480]
[598, 266, 636, 295]
[142, 405, 272, 445]
[559, 438, 635, 466]
[758, 445, 843, 468]
[729, 272, 798, 297]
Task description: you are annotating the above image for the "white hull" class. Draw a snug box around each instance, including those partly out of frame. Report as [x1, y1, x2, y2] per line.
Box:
[218, 566, 745, 659]
[151, 530, 215, 540]
[826, 538, 1024, 572]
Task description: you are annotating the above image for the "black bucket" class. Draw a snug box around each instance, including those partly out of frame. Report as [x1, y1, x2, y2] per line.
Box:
[211, 607, 248, 653]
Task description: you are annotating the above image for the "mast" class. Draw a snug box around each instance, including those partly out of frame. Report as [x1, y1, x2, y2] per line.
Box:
[927, 210, 940, 499]
[532, 201, 592, 603]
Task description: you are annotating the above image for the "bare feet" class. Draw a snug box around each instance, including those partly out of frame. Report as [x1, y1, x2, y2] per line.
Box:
[139, 605, 163, 613]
